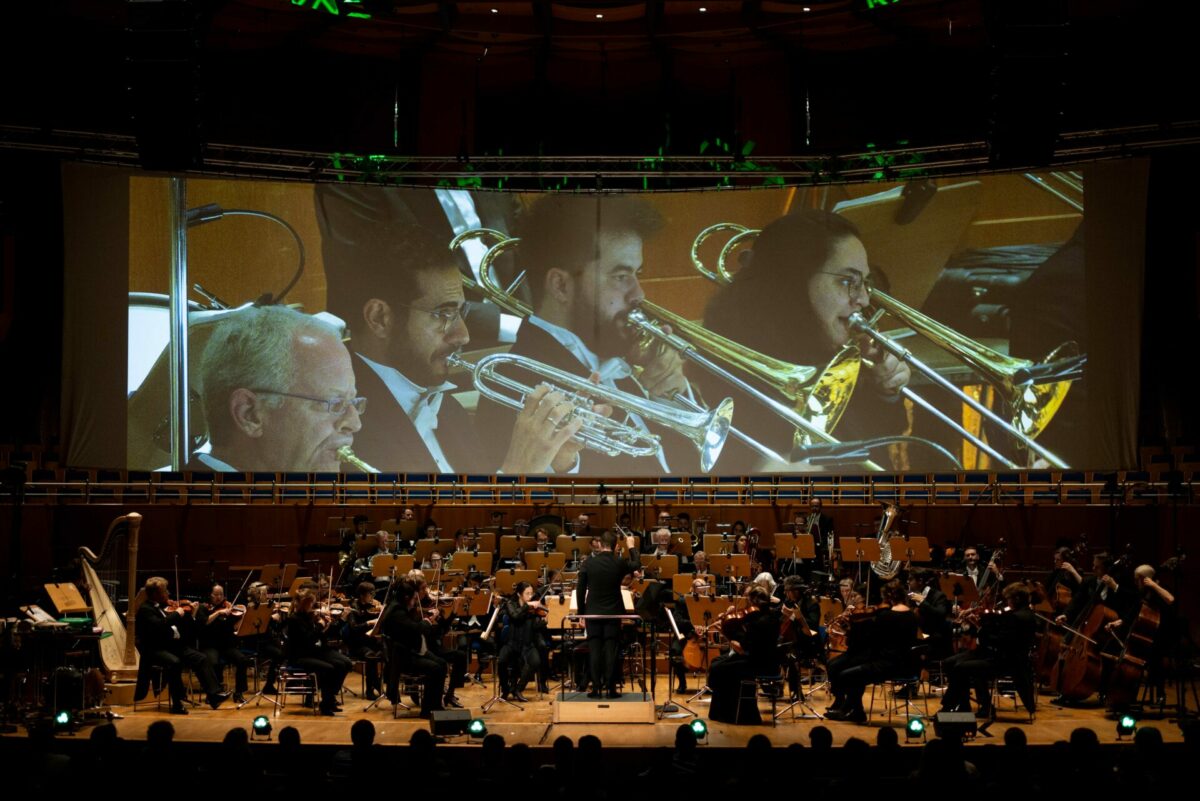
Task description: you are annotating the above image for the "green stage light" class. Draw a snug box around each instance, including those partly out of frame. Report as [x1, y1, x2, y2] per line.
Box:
[690, 719, 708, 740]
[1116, 714, 1137, 739]
[251, 715, 272, 740]
[906, 716, 926, 741]
[468, 718, 487, 738]
[54, 710, 73, 731]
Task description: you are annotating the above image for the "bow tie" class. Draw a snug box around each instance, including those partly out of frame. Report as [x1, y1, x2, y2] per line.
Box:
[595, 357, 633, 384]
[412, 383, 454, 431]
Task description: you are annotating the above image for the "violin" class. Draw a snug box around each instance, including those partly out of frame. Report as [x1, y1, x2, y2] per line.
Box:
[166, 598, 197, 614]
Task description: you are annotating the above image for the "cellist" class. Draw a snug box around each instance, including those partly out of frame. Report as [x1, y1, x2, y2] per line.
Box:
[1106, 564, 1176, 708]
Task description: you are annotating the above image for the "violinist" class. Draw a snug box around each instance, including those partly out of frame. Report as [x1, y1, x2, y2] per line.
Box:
[381, 579, 450, 718]
[134, 576, 228, 714]
[909, 569, 953, 659]
[825, 580, 919, 724]
[196, 583, 250, 703]
[344, 582, 385, 700]
[244, 581, 284, 695]
[498, 581, 545, 701]
[408, 569, 468, 707]
[940, 582, 1037, 719]
[707, 585, 781, 724]
[284, 588, 352, 716]
[780, 576, 822, 699]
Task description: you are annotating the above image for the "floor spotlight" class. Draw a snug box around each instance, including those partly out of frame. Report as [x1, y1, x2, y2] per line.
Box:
[468, 718, 487, 739]
[690, 718, 708, 742]
[251, 715, 272, 741]
[54, 710, 75, 734]
[906, 716, 927, 742]
[1116, 714, 1137, 740]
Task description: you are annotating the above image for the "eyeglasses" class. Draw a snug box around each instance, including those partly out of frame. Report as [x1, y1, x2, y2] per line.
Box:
[817, 272, 874, 296]
[394, 301, 471, 333]
[250, 390, 367, 416]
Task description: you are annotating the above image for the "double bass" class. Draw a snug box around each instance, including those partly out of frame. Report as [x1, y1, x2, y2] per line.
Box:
[1050, 555, 1129, 702]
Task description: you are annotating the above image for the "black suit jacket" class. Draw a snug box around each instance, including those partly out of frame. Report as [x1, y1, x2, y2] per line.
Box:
[135, 602, 189, 653]
[351, 354, 480, 473]
[916, 588, 953, 639]
[1063, 576, 1137, 625]
[473, 321, 696, 475]
[576, 551, 641, 616]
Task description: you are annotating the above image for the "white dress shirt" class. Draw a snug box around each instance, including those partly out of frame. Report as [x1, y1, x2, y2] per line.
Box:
[358, 354, 457, 473]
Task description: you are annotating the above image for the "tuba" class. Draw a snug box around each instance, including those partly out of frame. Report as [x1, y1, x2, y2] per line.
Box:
[871, 502, 903, 580]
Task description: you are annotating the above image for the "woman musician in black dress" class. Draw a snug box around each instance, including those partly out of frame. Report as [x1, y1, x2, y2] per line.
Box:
[825, 580, 919, 723]
[283, 587, 353, 716]
[707, 585, 782, 725]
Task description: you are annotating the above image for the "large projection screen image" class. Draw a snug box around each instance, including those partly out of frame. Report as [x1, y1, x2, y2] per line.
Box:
[61, 163, 1147, 475]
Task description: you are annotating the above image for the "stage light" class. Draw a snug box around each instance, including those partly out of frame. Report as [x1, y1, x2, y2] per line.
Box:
[700, 6, 707, 11]
[1116, 714, 1137, 739]
[468, 718, 487, 738]
[491, 8, 498, 12]
[906, 716, 926, 742]
[251, 715, 272, 740]
[595, 13, 604, 19]
[690, 719, 708, 740]
[54, 710, 74, 733]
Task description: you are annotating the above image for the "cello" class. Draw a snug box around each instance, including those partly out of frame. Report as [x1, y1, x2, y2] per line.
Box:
[1051, 553, 1129, 702]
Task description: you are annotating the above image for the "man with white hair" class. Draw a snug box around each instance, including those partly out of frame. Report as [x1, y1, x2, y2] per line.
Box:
[192, 305, 363, 472]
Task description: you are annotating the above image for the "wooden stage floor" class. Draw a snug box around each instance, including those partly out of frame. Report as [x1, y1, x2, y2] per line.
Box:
[96, 675, 1187, 749]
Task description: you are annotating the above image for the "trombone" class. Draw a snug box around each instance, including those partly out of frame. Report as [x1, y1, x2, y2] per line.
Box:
[694, 224, 1083, 468]
[445, 352, 735, 472]
[453, 229, 872, 465]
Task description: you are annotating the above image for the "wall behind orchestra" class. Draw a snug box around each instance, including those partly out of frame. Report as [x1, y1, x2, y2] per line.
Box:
[4, 500, 1194, 590]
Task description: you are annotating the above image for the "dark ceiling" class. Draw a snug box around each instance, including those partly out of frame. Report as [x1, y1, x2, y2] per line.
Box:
[1, 1, 1196, 165]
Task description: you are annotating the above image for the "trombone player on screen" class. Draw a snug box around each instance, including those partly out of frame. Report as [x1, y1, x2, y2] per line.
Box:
[474, 195, 699, 474]
[699, 210, 913, 471]
[322, 222, 585, 474]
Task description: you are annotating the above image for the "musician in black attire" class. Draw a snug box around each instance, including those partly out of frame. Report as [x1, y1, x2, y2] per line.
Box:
[1109, 564, 1177, 706]
[134, 577, 228, 714]
[382, 579, 455, 717]
[1046, 546, 1084, 611]
[344, 582, 385, 700]
[576, 529, 642, 698]
[825, 580, 919, 724]
[498, 582, 545, 701]
[1056, 552, 1137, 628]
[283, 589, 352, 716]
[940, 583, 1038, 718]
[909, 569, 953, 658]
[411, 570, 468, 707]
[195, 583, 250, 703]
[707, 586, 782, 724]
[780, 576, 822, 699]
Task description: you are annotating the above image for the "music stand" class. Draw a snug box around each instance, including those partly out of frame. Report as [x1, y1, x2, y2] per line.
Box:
[235, 603, 281, 711]
[669, 533, 693, 556]
[708, 554, 752, 596]
[287, 576, 317, 598]
[683, 595, 728, 702]
[524, 551, 566, 578]
[493, 569, 538, 596]
[774, 533, 816, 574]
[894, 536, 932, 563]
[499, 535, 538, 558]
[371, 554, 414, 578]
[413, 538, 455, 564]
[673, 573, 714, 595]
[658, 605, 699, 719]
[703, 534, 738, 556]
[258, 563, 298, 592]
[449, 551, 494, 575]
[542, 594, 576, 630]
[940, 574, 980, 608]
[555, 533, 595, 555]
[641, 554, 680, 579]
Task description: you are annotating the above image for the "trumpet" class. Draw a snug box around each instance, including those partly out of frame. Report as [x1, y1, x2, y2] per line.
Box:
[446, 351, 734, 471]
[693, 223, 1083, 468]
[337, 445, 380, 474]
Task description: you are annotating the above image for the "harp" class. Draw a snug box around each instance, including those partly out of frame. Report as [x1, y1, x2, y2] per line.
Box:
[79, 512, 142, 681]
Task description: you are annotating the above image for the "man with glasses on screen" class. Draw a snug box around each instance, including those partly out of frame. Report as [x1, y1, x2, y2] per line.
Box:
[323, 222, 584, 474]
[474, 195, 696, 474]
[192, 305, 363, 472]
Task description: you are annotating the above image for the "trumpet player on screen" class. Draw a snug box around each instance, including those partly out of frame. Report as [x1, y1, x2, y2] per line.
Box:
[193, 305, 363, 472]
[700, 210, 912, 471]
[475, 195, 698, 474]
[322, 222, 584, 474]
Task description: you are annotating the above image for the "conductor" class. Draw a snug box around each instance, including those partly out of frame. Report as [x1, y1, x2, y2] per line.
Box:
[576, 529, 641, 698]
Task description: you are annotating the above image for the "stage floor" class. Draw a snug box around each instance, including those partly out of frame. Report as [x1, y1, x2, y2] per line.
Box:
[91, 675, 1187, 748]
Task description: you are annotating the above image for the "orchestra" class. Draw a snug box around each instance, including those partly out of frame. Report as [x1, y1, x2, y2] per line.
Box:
[56, 505, 1180, 736]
